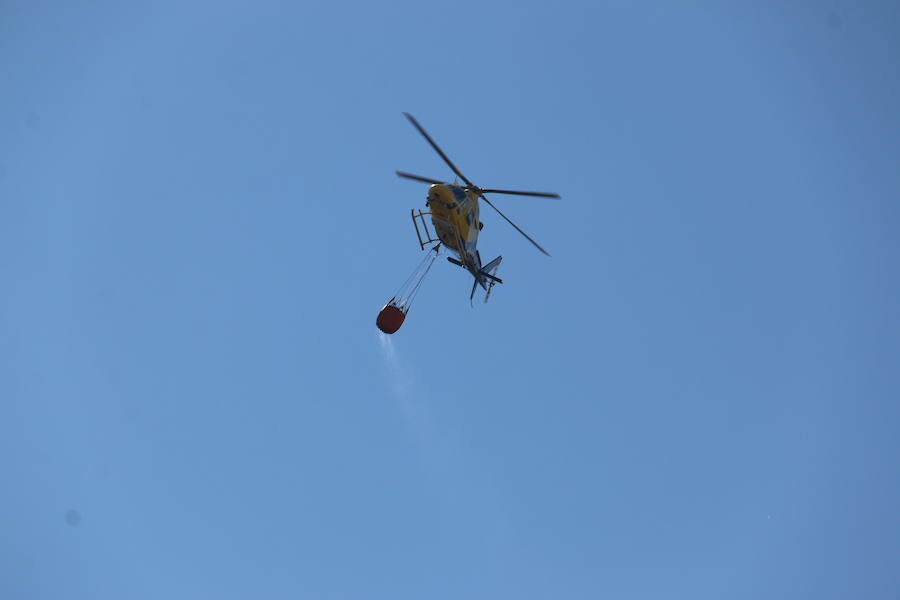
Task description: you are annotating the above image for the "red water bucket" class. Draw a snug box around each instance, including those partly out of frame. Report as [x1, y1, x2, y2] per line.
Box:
[376, 303, 406, 334]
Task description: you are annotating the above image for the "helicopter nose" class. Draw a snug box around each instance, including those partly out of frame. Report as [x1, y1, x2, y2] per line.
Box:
[427, 184, 453, 207]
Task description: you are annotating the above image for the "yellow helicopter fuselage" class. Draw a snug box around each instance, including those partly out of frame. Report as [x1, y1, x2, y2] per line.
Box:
[426, 184, 481, 263]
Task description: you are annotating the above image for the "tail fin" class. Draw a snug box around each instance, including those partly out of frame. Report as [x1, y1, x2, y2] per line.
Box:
[482, 256, 502, 303]
[482, 255, 502, 274]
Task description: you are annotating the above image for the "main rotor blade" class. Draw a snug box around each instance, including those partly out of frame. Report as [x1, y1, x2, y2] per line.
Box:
[403, 113, 477, 190]
[396, 171, 446, 185]
[479, 194, 551, 256]
[479, 188, 561, 199]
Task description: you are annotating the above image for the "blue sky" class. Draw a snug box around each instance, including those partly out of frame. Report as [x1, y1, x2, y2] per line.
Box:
[2, 1, 899, 598]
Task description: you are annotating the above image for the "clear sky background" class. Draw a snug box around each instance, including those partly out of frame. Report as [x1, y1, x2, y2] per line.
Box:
[2, 1, 899, 598]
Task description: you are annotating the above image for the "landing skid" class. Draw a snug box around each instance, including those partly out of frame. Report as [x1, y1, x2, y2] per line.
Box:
[411, 209, 440, 250]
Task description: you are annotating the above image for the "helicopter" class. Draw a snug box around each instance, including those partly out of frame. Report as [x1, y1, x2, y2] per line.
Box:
[398, 113, 560, 303]
[376, 114, 560, 334]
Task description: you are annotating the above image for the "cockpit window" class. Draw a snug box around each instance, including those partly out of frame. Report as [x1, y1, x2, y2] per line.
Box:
[451, 187, 467, 203]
